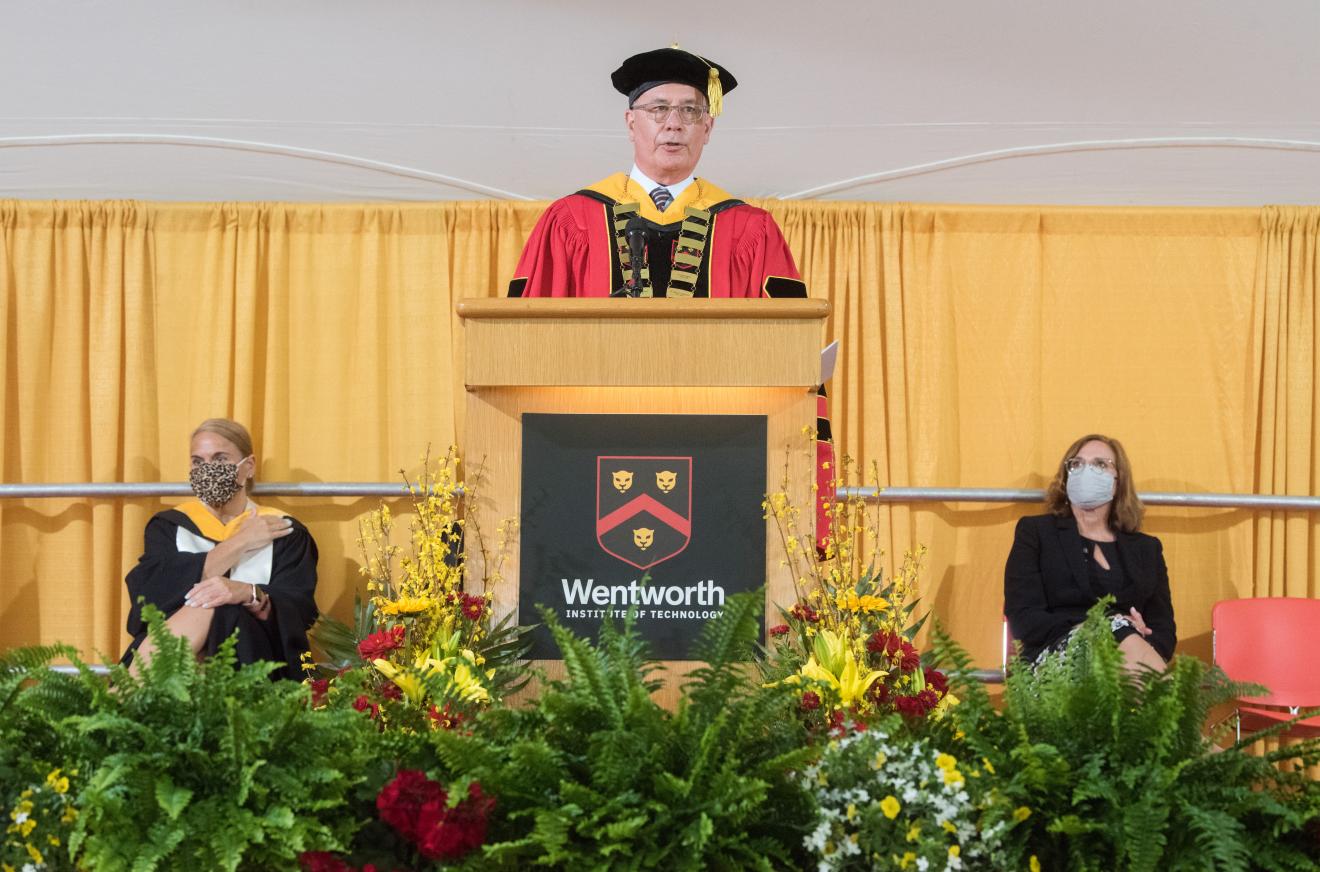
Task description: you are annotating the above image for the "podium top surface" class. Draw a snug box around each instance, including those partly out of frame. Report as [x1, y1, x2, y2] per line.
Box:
[456, 297, 830, 322]
[458, 298, 830, 388]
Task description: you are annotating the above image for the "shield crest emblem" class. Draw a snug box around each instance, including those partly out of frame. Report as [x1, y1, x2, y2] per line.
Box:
[596, 455, 693, 570]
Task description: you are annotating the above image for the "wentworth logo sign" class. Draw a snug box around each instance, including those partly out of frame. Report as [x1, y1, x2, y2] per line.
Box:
[519, 414, 766, 660]
[596, 456, 692, 570]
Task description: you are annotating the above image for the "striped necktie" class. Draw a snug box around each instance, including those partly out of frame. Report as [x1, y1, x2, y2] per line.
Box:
[650, 186, 673, 211]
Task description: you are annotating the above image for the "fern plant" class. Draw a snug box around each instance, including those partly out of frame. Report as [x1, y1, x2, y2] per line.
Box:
[929, 601, 1320, 872]
[1, 643, 86, 870]
[417, 591, 818, 871]
[4, 607, 380, 871]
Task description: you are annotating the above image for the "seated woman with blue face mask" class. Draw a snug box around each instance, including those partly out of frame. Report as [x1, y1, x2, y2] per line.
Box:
[120, 418, 319, 679]
[1004, 434, 1175, 671]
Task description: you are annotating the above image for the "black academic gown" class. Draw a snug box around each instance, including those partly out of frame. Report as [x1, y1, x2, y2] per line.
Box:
[121, 500, 319, 679]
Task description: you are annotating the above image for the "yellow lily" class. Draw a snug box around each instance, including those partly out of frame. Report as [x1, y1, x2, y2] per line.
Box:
[811, 629, 849, 676]
[801, 629, 886, 707]
[373, 659, 426, 705]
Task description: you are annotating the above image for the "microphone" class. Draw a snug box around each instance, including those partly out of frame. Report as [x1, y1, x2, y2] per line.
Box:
[624, 215, 647, 297]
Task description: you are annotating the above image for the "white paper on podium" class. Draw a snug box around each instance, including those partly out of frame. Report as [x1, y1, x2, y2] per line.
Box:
[820, 340, 839, 384]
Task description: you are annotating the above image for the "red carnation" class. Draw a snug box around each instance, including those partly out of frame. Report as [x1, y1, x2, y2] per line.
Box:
[298, 853, 354, 872]
[790, 603, 820, 623]
[378, 680, 403, 702]
[867, 680, 891, 706]
[916, 688, 941, 712]
[893, 694, 927, 718]
[800, 690, 821, 711]
[358, 625, 406, 660]
[415, 782, 495, 861]
[897, 642, 922, 673]
[768, 624, 791, 637]
[376, 769, 446, 843]
[429, 702, 465, 730]
[461, 594, 487, 622]
[924, 667, 949, 695]
[309, 678, 330, 708]
[352, 695, 380, 720]
[867, 630, 902, 656]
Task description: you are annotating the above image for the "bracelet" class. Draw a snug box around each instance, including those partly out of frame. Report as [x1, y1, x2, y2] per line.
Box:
[249, 583, 259, 605]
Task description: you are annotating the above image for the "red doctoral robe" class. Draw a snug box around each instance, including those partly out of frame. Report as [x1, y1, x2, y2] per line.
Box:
[508, 173, 806, 299]
[507, 173, 832, 549]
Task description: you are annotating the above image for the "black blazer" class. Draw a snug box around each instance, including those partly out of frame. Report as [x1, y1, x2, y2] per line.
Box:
[1004, 513, 1176, 663]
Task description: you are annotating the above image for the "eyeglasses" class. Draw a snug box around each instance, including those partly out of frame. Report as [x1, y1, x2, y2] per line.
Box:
[631, 102, 708, 125]
[1066, 457, 1117, 475]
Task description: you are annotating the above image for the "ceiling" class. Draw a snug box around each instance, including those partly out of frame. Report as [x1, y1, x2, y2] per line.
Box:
[3, 0, 1317, 205]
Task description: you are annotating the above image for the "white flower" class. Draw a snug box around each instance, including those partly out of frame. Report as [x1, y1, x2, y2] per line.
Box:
[805, 820, 832, 853]
[916, 858, 930, 871]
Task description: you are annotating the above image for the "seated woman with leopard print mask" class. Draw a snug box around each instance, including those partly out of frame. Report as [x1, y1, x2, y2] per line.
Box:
[120, 418, 318, 679]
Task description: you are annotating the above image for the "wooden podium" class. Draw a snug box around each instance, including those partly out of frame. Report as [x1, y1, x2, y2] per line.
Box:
[456, 298, 829, 703]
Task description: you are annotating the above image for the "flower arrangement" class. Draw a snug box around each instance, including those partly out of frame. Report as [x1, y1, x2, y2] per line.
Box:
[802, 721, 1021, 872]
[2, 768, 77, 872]
[763, 454, 955, 729]
[307, 449, 529, 733]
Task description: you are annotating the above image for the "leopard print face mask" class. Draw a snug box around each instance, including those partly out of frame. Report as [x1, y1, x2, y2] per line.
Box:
[190, 459, 246, 507]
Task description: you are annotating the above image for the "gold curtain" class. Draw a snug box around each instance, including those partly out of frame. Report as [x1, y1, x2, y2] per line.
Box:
[1249, 206, 1320, 597]
[1, 199, 1314, 668]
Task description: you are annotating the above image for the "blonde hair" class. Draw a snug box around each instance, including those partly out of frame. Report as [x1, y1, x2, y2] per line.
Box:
[1043, 433, 1144, 533]
[191, 418, 255, 493]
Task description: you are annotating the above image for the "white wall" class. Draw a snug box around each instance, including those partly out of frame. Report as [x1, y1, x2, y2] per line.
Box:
[3, 0, 1317, 204]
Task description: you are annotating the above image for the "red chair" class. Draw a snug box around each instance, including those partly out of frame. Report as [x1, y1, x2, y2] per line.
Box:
[1211, 597, 1320, 741]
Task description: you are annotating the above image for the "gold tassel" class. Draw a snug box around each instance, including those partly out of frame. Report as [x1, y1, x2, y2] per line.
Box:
[707, 66, 723, 117]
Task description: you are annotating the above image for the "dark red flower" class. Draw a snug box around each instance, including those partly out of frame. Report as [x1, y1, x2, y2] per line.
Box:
[924, 668, 949, 695]
[377, 769, 446, 843]
[800, 690, 821, 711]
[378, 680, 403, 702]
[768, 624, 791, 637]
[298, 852, 355, 872]
[916, 688, 941, 711]
[309, 678, 330, 707]
[415, 782, 495, 861]
[866, 630, 902, 656]
[461, 594, 487, 622]
[428, 703, 466, 730]
[894, 694, 928, 718]
[867, 680, 891, 706]
[897, 643, 921, 673]
[358, 625, 406, 660]
[790, 603, 820, 623]
[352, 695, 380, 720]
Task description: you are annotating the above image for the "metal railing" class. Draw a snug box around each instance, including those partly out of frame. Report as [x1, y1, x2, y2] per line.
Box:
[8, 481, 1314, 685]
[844, 486, 1320, 512]
[0, 482, 416, 499]
[4, 482, 1320, 511]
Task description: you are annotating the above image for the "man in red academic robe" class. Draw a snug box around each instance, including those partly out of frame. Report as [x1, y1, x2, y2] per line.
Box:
[508, 46, 807, 300]
[508, 47, 832, 548]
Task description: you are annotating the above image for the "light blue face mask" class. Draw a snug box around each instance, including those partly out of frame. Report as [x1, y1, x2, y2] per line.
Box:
[1066, 466, 1115, 510]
